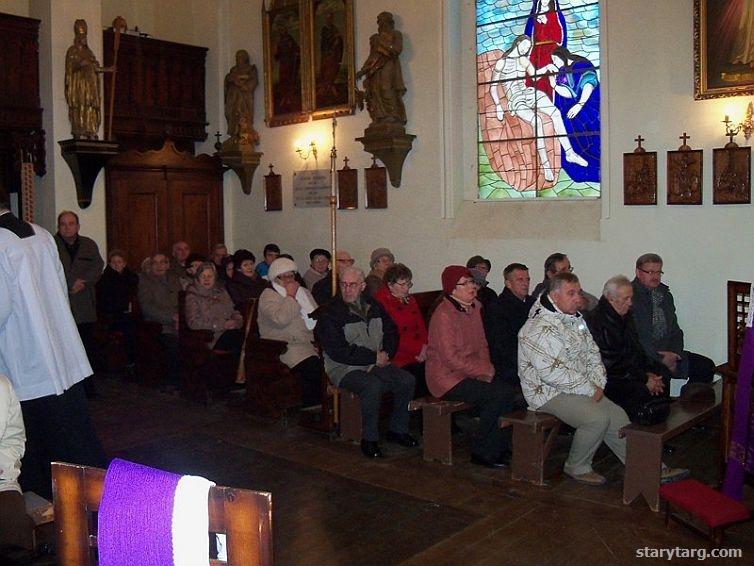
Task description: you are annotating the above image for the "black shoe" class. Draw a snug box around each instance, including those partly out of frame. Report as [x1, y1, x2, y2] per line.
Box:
[386, 431, 420, 447]
[360, 440, 384, 458]
[471, 452, 509, 469]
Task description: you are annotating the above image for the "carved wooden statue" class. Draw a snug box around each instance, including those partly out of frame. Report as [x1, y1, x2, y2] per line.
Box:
[65, 19, 102, 140]
[224, 49, 259, 146]
[356, 12, 406, 129]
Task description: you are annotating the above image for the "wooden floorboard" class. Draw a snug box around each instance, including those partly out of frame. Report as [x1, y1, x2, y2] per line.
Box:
[87, 374, 754, 565]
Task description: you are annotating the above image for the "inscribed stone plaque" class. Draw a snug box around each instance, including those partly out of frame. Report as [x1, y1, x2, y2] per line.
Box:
[293, 169, 331, 207]
[365, 165, 387, 209]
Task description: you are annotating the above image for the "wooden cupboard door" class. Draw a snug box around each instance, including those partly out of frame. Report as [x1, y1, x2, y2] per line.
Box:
[106, 169, 169, 267]
[167, 170, 223, 257]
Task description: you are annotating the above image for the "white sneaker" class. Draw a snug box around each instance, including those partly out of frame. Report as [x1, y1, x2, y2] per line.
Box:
[661, 466, 690, 484]
[565, 470, 607, 486]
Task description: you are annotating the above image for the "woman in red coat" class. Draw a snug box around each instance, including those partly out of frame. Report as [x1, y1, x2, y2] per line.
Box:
[373, 263, 429, 397]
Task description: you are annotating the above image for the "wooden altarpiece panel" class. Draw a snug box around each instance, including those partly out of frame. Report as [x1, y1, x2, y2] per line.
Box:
[667, 141, 703, 205]
[623, 137, 657, 206]
[337, 158, 357, 209]
[713, 146, 751, 204]
[264, 165, 283, 211]
[105, 140, 223, 267]
[365, 162, 387, 209]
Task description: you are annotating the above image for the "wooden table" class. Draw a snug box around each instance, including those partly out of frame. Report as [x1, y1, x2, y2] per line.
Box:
[621, 382, 722, 512]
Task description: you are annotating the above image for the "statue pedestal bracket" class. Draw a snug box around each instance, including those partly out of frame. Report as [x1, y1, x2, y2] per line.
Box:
[356, 127, 415, 188]
[216, 142, 263, 195]
[58, 139, 120, 208]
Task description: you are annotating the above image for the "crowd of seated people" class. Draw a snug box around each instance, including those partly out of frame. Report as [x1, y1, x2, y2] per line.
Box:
[60, 229, 716, 481]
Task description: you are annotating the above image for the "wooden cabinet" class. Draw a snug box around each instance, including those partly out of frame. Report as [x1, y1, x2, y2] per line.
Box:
[105, 140, 223, 265]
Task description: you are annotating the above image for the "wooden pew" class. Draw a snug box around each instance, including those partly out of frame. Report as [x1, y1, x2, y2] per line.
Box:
[499, 410, 561, 485]
[409, 397, 472, 464]
[52, 462, 272, 565]
[621, 381, 722, 512]
[178, 291, 240, 404]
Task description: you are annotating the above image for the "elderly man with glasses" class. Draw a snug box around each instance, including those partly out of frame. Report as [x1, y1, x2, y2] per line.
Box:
[316, 266, 417, 458]
[631, 253, 715, 384]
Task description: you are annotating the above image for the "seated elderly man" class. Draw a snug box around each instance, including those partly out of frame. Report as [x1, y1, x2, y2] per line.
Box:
[585, 276, 671, 420]
[427, 266, 515, 468]
[365, 247, 395, 298]
[311, 249, 354, 307]
[317, 266, 417, 458]
[631, 253, 715, 384]
[519, 273, 686, 486]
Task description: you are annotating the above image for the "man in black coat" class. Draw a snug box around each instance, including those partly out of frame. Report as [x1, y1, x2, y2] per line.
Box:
[484, 263, 533, 387]
[585, 275, 670, 420]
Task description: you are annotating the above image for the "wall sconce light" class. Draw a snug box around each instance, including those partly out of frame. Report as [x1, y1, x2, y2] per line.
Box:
[295, 140, 318, 161]
[723, 101, 754, 146]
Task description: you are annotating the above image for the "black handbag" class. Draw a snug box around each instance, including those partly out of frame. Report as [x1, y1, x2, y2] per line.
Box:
[633, 397, 671, 426]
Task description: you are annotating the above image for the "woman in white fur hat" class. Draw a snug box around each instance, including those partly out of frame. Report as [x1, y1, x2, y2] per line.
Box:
[258, 258, 322, 407]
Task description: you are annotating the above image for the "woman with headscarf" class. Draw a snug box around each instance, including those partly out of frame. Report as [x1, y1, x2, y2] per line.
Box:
[258, 258, 322, 407]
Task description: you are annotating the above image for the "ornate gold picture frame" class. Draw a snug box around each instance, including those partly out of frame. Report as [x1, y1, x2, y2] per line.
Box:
[262, 0, 310, 127]
[308, 0, 355, 120]
[694, 0, 754, 100]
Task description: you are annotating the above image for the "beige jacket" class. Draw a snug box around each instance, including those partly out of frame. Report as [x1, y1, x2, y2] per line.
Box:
[257, 288, 317, 368]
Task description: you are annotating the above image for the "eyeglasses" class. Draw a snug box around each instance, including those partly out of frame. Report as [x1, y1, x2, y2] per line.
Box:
[337, 258, 355, 265]
[638, 267, 664, 276]
[392, 280, 413, 288]
[340, 281, 362, 290]
[456, 280, 478, 288]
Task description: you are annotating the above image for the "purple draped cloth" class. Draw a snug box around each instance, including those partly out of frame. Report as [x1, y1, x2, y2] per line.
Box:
[723, 326, 754, 500]
[97, 458, 181, 565]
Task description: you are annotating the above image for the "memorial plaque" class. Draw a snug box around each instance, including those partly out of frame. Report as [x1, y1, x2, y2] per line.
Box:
[293, 169, 331, 207]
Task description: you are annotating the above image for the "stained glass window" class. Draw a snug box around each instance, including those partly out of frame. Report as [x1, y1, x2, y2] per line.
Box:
[476, 0, 600, 199]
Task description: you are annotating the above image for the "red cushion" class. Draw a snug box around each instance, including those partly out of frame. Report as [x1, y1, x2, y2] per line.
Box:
[659, 479, 750, 528]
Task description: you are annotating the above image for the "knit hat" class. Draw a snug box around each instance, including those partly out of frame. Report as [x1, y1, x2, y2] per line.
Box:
[370, 247, 395, 268]
[442, 265, 472, 295]
[268, 257, 298, 281]
[232, 249, 255, 266]
[309, 248, 332, 262]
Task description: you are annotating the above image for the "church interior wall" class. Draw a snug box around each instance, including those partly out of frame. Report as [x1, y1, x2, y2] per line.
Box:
[2, 0, 751, 363]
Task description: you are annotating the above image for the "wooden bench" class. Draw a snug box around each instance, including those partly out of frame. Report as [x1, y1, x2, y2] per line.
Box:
[621, 381, 722, 512]
[499, 410, 561, 486]
[409, 396, 471, 465]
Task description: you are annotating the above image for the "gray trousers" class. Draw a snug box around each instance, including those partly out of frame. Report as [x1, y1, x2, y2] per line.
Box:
[539, 393, 630, 476]
[340, 365, 415, 441]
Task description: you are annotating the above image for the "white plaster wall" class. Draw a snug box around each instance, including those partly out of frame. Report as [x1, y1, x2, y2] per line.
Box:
[0, 0, 29, 17]
[12, 0, 753, 363]
[222, 0, 753, 364]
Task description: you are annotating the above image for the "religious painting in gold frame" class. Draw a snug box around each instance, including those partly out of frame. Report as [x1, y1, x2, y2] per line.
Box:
[263, 0, 310, 127]
[307, 0, 355, 120]
[694, 0, 754, 100]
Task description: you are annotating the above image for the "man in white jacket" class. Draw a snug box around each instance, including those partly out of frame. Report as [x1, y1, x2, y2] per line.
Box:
[518, 272, 629, 486]
[0, 200, 105, 500]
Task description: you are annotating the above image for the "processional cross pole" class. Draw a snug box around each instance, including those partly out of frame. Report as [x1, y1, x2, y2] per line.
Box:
[330, 116, 339, 298]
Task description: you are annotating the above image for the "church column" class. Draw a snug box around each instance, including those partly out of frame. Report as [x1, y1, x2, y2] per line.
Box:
[29, 0, 106, 248]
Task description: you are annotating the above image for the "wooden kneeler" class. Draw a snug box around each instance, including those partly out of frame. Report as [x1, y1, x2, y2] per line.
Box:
[659, 479, 750, 545]
[408, 397, 471, 465]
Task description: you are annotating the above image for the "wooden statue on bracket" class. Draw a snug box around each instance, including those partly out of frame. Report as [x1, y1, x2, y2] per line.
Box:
[623, 135, 657, 205]
[713, 123, 751, 205]
[667, 132, 702, 205]
[59, 17, 124, 208]
[217, 49, 264, 195]
[355, 12, 415, 188]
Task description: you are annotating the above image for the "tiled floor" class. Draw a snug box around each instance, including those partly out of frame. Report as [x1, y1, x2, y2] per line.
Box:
[89, 375, 753, 565]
